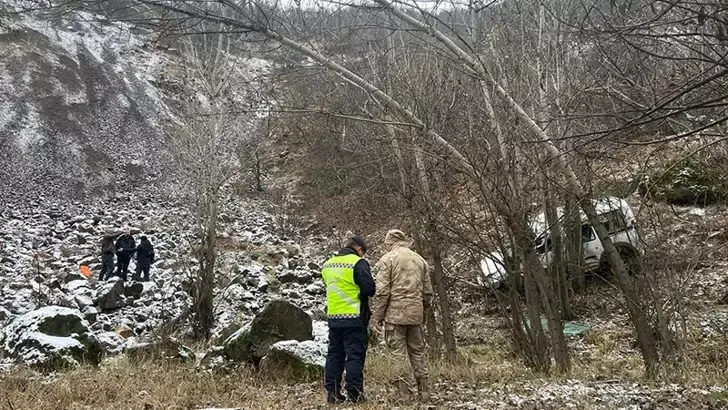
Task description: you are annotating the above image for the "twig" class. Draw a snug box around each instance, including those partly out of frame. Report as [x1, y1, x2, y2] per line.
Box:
[5, 392, 16, 410]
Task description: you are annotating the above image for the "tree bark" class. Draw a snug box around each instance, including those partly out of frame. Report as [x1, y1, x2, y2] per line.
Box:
[414, 143, 457, 360]
[193, 196, 218, 340]
[511, 217, 570, 374]
[544, 181, 574, 320]
[427, 223, 457, 360]
[563, 197, 584, 291]
[580, 198, 660, 377]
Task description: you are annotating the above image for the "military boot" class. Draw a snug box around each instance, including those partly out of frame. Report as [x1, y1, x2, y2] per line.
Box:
[393, 379, 413, 404]
[417, 377, 431, 403]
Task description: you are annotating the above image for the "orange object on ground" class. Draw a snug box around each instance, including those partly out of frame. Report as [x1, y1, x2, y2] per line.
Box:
[80, 265, 92, 278]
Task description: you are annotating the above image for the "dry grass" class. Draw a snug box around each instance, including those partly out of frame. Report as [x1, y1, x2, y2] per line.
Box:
[3, 332, 728, 410]
[0, 345, 533, 410]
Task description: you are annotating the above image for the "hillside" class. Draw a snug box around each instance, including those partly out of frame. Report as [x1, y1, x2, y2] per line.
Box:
[3, 1, 728, 409]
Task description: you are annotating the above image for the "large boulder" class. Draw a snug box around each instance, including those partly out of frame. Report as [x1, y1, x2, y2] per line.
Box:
[259, 340, 326, 381]
[0, 306, 102, 370]
[223, 299, 313, 364]
[94, 278, 126, 311]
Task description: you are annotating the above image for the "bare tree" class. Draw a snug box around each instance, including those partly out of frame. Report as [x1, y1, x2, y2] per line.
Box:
[167, 17, 266, 339]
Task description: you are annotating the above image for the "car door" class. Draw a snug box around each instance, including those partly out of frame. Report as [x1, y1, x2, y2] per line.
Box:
[581, 224, 603, 271]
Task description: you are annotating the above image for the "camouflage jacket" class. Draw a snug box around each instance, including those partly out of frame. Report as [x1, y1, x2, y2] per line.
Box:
[372, 243, 433, 326]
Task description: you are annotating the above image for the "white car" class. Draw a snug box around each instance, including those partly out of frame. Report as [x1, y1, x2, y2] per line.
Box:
[479, 197, 643, 289]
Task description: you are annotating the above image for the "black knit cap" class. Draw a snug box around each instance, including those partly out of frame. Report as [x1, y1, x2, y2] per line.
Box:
[349, 235, 368, 253]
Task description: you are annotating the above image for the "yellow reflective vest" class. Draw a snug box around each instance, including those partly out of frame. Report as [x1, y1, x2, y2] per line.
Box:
[321, 253, 362, 319]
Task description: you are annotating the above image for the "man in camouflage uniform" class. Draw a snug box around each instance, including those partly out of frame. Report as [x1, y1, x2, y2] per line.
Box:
[373, 229, 433, 403]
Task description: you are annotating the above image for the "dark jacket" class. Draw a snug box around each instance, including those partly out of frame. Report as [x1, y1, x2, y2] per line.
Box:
[327, 247, 376, 329]
[100, 237, 115, 255]
[115, 235, 136, 257]
[136, 238, 155, 266]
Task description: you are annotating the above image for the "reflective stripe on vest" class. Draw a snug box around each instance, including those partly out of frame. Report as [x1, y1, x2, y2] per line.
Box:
[322, 253, 362, 320]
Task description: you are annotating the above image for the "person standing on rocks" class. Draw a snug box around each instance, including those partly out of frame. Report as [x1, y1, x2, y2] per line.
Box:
[133, 236, 155, 282]
[322, 235, 375, 404]
[115, 231, 136, 281]
[99, 234, 117, 281]
[372, 229, 433, 403]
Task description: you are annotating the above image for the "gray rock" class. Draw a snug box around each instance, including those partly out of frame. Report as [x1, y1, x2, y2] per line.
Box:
[310, 309, 327, 322]
[304, 282, 324, 296]
[124, 282, 144, 299]
[276, 271, 297, 284]
[75, 295, 94, 309]
[223, 299, 313, 364]
[64, 272, 86, 284]
[82, 306, 99, 323]
[259, 340, 326, 381]
[199, 346, 233, 371]
[94, 278, 126, 311]
[286, 244, 302, 257]
[95, 331, 126, 355]
[1, 306, 102, 370]
[125, 336, 195, 363]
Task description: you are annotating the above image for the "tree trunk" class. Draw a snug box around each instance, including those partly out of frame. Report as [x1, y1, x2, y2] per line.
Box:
[511, 218, 570, 374]
[414, 143, 457, 359]
[427, 225, 457, 360]
[254, 151, 263, 192]
[544, 182, 574, 320]
[411, 227, 441, 357]
[521, 247, 549, 372]
[193, 197, 219, 340]
[563, 197, 584, 291]
[580, 198, 660, 378]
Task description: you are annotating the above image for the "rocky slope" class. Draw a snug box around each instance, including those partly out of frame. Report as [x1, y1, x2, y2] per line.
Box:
[0, 188, 337, 369]
[0, 1, 270, 203]
[0, 5, 173, 201]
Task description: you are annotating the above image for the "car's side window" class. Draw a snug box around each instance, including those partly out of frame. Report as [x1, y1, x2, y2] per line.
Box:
[600, 210, 628, 234]
[581, 224, 596, 242]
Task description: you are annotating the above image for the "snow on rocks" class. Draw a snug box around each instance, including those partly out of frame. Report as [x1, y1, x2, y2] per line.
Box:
[0, 193, 330, 371]
[259, 340, 326, 381]
[94, 277, 127, 311]
[311, 321, 329, 344]
[124, 336, 196, 363]
[0, 306, 102, 370]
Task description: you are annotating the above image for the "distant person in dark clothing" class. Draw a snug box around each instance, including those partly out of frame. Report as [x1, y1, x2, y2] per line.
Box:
[134, 236, 155, 282]
[115, 231, 136, 281]
[99, 234, 117, 281]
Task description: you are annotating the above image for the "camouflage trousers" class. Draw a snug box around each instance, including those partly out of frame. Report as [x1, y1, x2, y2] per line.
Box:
[384, 323, 428, 397]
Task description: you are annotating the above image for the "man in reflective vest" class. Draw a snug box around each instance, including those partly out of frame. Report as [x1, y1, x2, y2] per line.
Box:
[322, 235, 375, 404]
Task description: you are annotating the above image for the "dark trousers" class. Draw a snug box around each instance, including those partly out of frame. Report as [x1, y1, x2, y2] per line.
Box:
[100, 254, 115, 281]
[134, 262, 151, 281]
[116, 254, 131, 281]
[325, 326, 368, 402]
